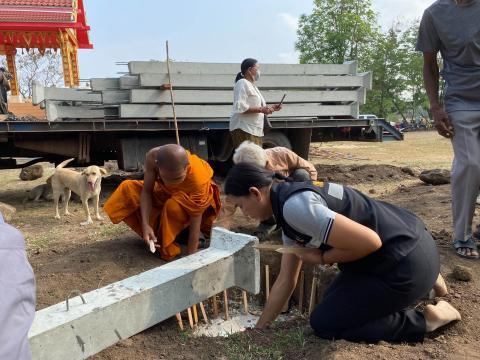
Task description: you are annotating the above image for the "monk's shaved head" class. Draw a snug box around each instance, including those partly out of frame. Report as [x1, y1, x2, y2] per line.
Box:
[155, 144, 189, 172]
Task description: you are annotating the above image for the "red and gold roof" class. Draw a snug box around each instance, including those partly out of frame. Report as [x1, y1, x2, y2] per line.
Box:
[0, 0, 92, 49]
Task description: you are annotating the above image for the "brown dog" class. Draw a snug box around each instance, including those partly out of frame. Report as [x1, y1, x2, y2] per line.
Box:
[51, 158, 107, 225]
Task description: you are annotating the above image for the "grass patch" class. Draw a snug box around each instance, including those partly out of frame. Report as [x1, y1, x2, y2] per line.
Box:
[224, 324, 307, 360]
[27, 233, 52, 250]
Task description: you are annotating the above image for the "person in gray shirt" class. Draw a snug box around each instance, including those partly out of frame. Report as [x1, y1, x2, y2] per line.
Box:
[0, 212, 36, 359]
[224, 163, 460, 343]
[417, 0, 480, 259]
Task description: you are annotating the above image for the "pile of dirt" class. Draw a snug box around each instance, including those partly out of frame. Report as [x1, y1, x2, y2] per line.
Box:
[315, 164, 417, 185]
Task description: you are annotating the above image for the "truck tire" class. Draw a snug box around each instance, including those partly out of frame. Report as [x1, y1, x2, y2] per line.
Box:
[262, 131, 292, 149]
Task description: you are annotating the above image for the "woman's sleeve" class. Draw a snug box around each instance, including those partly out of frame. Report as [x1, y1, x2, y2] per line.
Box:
[232, 80, 250, 113]
[283, 191, 336, 248]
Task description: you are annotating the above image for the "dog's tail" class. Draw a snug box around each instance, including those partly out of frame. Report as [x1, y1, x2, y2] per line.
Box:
[56, 158, 75, 169]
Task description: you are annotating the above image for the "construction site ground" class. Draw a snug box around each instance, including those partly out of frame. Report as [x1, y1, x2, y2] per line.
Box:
[1, 131, 479, 360]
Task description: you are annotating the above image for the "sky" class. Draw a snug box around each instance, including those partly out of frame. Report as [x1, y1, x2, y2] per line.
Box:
[78, 0, 433, 79]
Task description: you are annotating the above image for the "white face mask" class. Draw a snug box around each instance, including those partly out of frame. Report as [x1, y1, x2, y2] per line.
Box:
[253, 70, 261, 81]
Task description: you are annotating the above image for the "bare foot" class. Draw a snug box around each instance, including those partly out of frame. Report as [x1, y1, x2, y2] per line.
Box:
[432, 274, 448, 297]
[424, 300, 461, 332]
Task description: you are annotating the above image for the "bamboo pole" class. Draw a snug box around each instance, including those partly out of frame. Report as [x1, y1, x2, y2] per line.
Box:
[265, 265, 270, 302]
[187, 307, 194, 329]
[199, 301, 209, 324]
[165, 40, 180, 145]
[175, 312, 184, 331]
[242, 290, 249, 314]
[309, 266, 319, 316]
[298, 270, 305, 312]
[223, 289, 229, 320]
[212, 294, 219, 317]
[192, 304, 199, 325]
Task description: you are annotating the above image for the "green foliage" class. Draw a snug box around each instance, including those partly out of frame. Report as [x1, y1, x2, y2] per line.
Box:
[296, 0, 379, 65]
[296, 1, 428, 121]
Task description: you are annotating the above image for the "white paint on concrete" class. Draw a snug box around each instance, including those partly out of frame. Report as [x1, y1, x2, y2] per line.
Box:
[193, 314, 259, 337]
[28, 228, 259, 360]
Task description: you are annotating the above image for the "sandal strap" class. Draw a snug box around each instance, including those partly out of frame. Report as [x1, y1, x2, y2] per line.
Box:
[453, 237, 478, 251]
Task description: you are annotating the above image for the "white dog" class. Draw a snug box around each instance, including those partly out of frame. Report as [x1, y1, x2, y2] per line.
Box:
[51, 158, 107, 225]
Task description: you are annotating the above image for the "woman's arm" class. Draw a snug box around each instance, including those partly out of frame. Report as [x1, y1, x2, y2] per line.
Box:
[256, 253, 302, 329]
[283, 192, 381, 265]
[322, 214, 382, 264]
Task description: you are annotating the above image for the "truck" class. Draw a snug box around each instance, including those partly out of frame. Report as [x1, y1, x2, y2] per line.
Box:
[0, 60, 402, 170]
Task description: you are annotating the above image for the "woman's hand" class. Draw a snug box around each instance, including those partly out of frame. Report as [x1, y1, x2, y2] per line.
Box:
[260, 106, 273, 115]
[270, 103, 282, 112]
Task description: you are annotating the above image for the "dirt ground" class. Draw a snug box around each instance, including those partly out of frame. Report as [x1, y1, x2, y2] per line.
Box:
[1, 131, 480, 360]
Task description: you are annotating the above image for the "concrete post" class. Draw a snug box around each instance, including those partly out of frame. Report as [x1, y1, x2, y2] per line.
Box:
[29, 228, 259, 360]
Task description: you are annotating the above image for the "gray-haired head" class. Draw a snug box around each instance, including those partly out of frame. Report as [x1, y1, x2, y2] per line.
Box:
[232, 141, 267, 167]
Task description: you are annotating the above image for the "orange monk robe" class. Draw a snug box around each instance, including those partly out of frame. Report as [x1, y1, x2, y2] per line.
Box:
[103, 153, 221, 261]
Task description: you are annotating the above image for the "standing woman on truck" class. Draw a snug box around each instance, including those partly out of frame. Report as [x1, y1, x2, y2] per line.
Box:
[230, 58, 282, 149]
[224, 163, 461, 343]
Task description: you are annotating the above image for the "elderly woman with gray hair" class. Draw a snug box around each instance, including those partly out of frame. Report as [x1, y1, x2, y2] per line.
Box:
[233, 141, 317, 182]
[215, 141, 318, 238]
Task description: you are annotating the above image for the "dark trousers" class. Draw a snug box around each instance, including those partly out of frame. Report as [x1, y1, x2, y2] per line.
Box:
[310, 230, 439, 343]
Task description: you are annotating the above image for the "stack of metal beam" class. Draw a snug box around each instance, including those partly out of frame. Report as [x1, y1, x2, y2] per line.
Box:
[33, 60, 372, 122]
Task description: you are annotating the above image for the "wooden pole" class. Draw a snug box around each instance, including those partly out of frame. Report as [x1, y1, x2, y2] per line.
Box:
[175, 312, 184, 331]
[212, 294, 219, 318]
[265, 265, 270, 302]
[165, 40, 180, 145]
[242, 290, 249, 314]
[199, 301, 209, 324]
[308, 267, 318, 316]
[192, 304, 199, 325]
[298, 270, 305, 312]
[187, 307, 194, 329]
[223, 289, 229, 320]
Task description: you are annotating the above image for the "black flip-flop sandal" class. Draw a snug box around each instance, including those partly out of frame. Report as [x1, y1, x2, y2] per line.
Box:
[453, 238, 479, 259]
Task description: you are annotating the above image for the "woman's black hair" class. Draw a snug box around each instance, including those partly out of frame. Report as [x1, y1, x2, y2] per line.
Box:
[235, 58, 258, 83]
[224, 162, 287, 196]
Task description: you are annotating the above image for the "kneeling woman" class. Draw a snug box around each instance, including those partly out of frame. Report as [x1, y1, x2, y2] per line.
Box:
[224, 163, 460, 343]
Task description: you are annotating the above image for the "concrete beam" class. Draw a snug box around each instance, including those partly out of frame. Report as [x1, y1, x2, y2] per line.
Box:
[119, 103, 358, 119]
[33, 82, 102, 105]
[101, 90, 130, 104]
[128, 61, 358, 75]
[45, 101, 106, 121]
[28, 228, 259, 360]
[139, 73, 367, 89]
[130, 89, 360, 104]
[90, 78, 120, 91]
[118, 75, 140, 89]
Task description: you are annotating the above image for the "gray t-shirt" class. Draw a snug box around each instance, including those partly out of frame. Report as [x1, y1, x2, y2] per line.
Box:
[416, 0, 480, 113]
[0, 213, 36, 360]
[282, 191, 336, 247]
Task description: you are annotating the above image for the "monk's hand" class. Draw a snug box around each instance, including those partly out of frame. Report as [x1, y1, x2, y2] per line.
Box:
[142, 224, 158, 251]
[431, 106, 454, 138]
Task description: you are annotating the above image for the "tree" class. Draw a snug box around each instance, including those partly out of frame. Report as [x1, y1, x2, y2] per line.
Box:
[296, 1, 428, 122]
[400, 21, 429, 121]
[1, 50, 63, 99]
[296, 0, 379, 66]
[361, 28, 409, 119]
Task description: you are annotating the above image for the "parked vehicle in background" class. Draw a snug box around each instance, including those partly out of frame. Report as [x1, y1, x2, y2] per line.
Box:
[358, 114, 378, 120]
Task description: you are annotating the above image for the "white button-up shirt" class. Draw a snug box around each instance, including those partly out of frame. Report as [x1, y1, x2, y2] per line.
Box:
[229, 78, 266, 137]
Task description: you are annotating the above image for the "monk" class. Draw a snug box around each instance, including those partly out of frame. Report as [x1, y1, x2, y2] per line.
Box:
[104, 144, 221, 261]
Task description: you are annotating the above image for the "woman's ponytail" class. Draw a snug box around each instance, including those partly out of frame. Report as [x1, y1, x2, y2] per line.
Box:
[235, 72, 244, 83]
